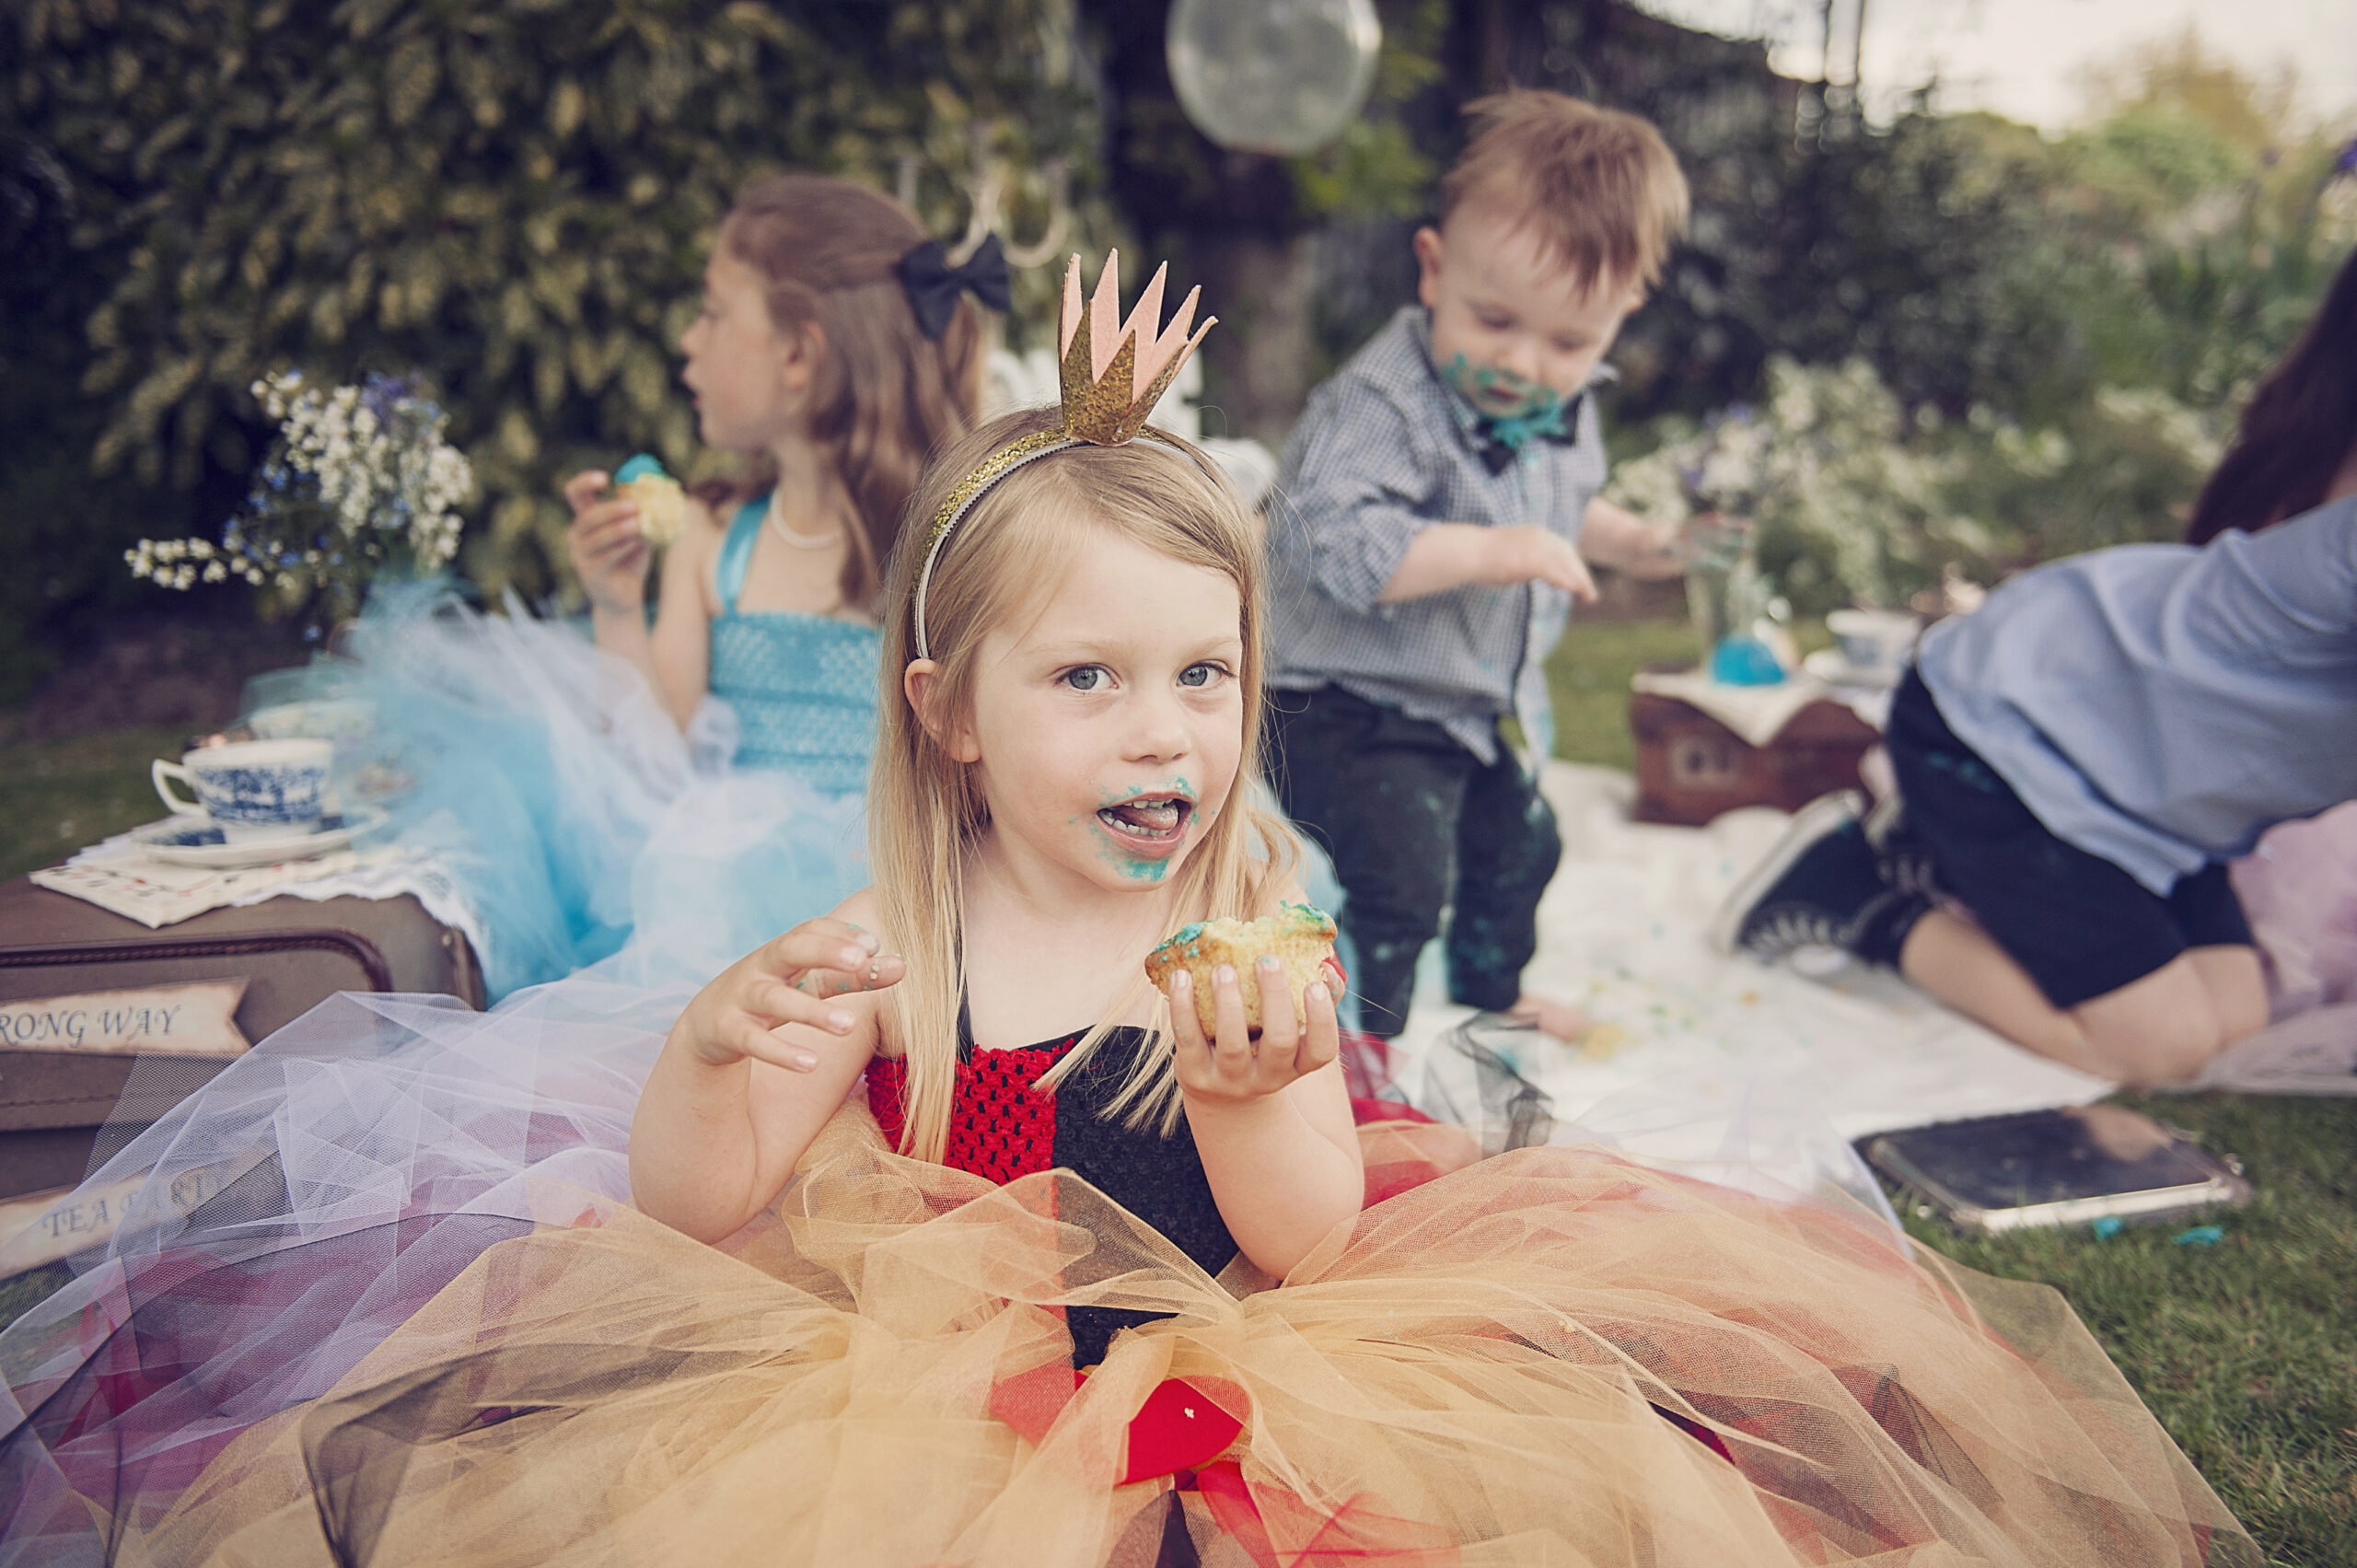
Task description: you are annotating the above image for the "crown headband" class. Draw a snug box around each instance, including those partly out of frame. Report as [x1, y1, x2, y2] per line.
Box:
[911, 251, 1217, 660]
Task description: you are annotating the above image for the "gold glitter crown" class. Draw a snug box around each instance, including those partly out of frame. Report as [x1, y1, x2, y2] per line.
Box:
[1055, 250, 1214, 445]
[911, 251, 1218, 660]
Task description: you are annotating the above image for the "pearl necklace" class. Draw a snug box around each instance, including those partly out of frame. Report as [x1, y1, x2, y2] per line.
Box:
[766, 492, 845, 552]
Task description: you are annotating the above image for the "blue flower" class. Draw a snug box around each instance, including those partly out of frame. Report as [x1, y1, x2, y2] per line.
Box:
[360, 372, 418, 422]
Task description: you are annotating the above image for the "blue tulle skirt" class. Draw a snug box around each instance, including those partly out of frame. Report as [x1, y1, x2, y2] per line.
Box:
[243, 581, 873, 999]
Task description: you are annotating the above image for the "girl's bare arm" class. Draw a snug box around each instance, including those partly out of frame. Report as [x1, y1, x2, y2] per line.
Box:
[1168, 961, 1363, 1278]
[644, 498, 720, 728]
[567, 470, 718, 729]
[630, 898, 901, 1242]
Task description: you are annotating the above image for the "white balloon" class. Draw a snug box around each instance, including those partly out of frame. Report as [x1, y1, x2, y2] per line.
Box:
[1166, 0, 1383, 157]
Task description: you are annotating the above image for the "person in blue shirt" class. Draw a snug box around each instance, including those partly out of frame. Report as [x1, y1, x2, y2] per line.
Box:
[1717, 494, 2357, 1086]
[1718, 240, 2357, 1087]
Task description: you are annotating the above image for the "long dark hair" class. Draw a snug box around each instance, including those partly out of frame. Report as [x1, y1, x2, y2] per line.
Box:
[714, 175, 983, 609]
[2186, 245, 2357, 545]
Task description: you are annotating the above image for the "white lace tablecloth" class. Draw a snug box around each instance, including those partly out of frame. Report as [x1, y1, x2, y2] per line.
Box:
[33, 826, 492, 978]
[1631, 668, 1891, 745]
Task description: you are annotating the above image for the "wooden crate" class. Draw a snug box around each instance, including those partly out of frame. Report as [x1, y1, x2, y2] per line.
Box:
[1629, 691, 1879, 827]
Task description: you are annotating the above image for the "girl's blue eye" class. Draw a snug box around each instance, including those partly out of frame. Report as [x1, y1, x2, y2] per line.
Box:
[1178, 663, 1220, 689]
[1062, 667, 1105, 691]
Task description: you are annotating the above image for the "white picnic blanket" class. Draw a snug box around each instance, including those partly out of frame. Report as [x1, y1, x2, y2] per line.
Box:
[1630, 668, 1889, 746]
[1388, 764, 2115, 1140]
[1388, 764, 2356, 1137]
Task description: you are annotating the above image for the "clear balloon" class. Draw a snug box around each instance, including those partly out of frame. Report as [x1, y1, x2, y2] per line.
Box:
[1166, 0, 1382, 157]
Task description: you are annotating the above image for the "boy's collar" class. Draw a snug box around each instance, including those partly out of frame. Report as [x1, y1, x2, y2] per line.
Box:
[1408, 306, 1615, 470]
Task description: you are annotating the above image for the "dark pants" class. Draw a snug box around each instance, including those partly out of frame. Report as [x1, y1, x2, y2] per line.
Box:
[1886, 668, 2254, 1008]
[1268, 687, 1561, 1038]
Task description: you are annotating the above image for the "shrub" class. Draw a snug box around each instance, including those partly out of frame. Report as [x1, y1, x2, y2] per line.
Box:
[1608, 355, 2227, 611]
[5, 0, 1106, 609]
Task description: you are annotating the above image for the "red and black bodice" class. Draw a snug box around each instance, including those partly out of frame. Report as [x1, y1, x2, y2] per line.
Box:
[865, 1025, 1237, 1368]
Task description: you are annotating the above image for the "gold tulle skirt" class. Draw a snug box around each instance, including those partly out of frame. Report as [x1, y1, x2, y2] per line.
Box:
[131, 1107, 2253, 1567]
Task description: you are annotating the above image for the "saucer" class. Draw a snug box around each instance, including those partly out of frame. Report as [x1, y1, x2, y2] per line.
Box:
[129, 806, 389, 869]
[1803, 649, 1903, 691]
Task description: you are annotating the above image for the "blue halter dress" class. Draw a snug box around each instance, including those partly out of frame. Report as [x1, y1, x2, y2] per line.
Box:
[703, 498, 879, 790]
[620, 500, 878, 979]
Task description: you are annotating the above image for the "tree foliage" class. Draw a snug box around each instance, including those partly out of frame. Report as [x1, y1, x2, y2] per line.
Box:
[5, 0, 2349, 682]
[4, 0, 1107, 609]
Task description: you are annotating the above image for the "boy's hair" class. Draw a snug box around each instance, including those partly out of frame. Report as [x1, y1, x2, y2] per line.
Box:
[1439, 90, 1689, 293]
[871, 407, 1296, 1164]
[720, 174, 983, 609]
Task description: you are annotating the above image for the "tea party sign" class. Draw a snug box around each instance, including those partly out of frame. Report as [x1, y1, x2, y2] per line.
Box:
[0, 980, 250, 1058]
[0, 1149, 267, 1275]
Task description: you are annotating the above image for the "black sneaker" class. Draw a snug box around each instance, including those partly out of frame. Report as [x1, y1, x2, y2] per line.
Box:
[1707, 790, 1887, 959]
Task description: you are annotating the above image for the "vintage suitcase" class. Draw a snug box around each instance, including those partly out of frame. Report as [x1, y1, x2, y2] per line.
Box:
[0, 878, 483, 1202]
[1630, 690, 1879, 827]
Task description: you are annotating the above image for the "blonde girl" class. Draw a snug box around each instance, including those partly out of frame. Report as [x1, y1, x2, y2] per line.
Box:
[631, 404, 1364, 1279]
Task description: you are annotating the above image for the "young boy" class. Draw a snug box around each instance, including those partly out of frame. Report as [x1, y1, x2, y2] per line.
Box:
[1265, 91, 1693, 1040]
[1713, 496, 2357, 1086]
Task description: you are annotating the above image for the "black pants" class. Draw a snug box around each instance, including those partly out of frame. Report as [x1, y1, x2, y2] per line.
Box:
[1268, 687, 1561, 1038]
[1886, 668, 2253, 1008]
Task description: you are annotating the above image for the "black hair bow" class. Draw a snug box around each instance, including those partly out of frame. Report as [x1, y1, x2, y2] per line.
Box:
[897, 234, 1013, 340]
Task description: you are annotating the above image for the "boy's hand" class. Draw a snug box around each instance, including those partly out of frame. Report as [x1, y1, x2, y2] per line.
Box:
[563, 470, 652, 616]
[1167, 960, 1340, 1107]
[1483, 525, 1598, 602]
[670, 919, 904, 1074]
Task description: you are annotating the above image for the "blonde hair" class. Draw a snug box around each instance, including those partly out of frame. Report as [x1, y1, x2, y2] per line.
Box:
[718, 174, 984, 610]
[871, 407, 1297, 1162]
[1439, 90, 1690, 293]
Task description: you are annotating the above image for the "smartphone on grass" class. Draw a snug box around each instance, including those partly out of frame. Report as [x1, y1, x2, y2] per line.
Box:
[1854, 1104, 2250, 1235]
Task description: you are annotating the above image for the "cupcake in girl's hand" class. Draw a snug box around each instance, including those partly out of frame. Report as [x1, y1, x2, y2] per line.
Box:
[613, 454, 687, 545]
[1146, 902, 1339, 1035]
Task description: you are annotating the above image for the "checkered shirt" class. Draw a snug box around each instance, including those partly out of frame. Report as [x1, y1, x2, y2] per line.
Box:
[1265, 307, 1611, 764]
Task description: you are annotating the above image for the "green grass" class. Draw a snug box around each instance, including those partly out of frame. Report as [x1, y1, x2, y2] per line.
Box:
[1903, 1093, 2357, 1567]
[0, 724, 192, 881]
[0, 1261, 69, 1329]
[1543, 615, 1834, 771]
[0, 658, 2350, 1562]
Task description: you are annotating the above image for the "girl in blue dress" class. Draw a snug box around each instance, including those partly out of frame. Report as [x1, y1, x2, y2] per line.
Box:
[286, 172, 993, 997]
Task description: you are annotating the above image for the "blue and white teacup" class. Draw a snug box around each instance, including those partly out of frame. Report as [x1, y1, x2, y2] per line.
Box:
[153, 738, 335, 842]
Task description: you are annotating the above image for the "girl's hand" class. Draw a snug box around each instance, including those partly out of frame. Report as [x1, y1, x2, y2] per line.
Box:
[564, 470, 652, 615]
[670, 919, 905, 1074]
[1167, 960, 1341, 1108]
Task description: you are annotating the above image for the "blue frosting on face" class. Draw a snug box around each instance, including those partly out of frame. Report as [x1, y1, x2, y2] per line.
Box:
[613, 453, 668, 484]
